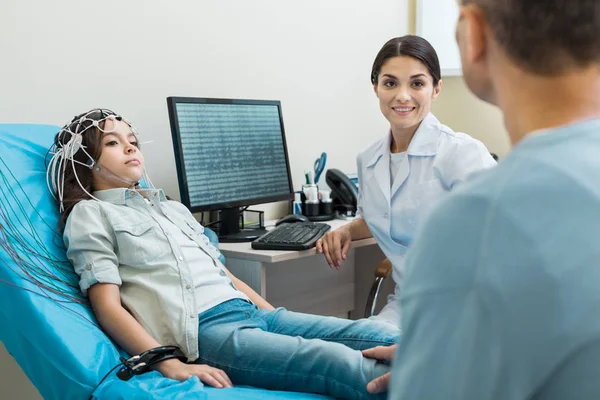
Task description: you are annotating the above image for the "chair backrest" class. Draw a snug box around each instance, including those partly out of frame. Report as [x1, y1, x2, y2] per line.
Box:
[0, 124, 211, 399]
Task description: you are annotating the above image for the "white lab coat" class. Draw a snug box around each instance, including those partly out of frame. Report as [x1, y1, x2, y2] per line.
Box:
[357, 113, 496, 326]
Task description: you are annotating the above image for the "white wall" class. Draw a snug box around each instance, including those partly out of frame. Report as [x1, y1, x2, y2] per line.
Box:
[0, 0, 408, 219]
[0, 1, 408, 398]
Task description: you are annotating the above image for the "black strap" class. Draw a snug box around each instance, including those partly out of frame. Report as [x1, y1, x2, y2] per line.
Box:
[116, 346, 187, 381]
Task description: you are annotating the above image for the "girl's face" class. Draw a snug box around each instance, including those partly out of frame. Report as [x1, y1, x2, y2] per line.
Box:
[374, 56, 441, 135]
[92, 119, 145, 191]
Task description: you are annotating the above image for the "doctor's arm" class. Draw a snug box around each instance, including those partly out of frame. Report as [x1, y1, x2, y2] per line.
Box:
[316, 217, 372, 269]
[438, 140, 497, 189]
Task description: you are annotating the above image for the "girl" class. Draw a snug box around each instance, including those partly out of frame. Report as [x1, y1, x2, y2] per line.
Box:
[49, 109, 400, 399]
[317, 35, 496, 326]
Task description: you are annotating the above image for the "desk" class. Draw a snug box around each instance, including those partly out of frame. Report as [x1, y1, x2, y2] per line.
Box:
[219, 219, 393, 318]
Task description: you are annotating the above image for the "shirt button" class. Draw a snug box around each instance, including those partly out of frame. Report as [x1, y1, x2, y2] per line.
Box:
[129, 190, 135, 196]
[186, 284, 191, 290]
[383, 213, 389, 219]
[153, 193, 157, 197]
[86, 264, 92, 270]
[164, 232, 169, 236]
[178, 256, 183, 261]
[188, 233, 193, 238]
[190, 314, 195, 319]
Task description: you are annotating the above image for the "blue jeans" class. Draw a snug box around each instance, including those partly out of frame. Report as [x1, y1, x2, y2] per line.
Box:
[195, 299, 400, 399]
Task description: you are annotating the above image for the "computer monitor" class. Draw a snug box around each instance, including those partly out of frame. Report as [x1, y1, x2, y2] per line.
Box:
[167, 97, 294, 242]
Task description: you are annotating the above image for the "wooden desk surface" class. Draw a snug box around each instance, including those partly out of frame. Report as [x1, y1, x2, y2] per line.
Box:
[218, 218, 377, 263]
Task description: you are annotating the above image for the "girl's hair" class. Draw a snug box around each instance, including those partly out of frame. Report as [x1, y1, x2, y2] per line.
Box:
[48, 109, 133, 228]
[370, 35, 441, 86]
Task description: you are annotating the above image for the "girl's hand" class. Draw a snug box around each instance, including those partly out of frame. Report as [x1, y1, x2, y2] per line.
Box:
[156, 359, 232, 388]
[315, 226, 352, 269]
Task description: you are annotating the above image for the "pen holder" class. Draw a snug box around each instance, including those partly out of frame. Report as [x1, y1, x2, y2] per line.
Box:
[303, 200, 320, 216]
[301, 184, 319, 201]
[319, 200, 333, 216]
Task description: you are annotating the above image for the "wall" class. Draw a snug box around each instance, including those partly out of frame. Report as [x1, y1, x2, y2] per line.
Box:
[0, 0, 409, 219]
[432, 77, 510, 156]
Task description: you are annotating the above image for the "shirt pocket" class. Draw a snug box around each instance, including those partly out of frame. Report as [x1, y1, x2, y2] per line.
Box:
[113, 220, 171, 265]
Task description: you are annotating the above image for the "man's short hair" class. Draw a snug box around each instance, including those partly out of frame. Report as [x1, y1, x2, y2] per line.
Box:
[462, 0, 600, 75]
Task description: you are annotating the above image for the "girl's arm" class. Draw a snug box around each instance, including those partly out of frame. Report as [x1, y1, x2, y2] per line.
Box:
[223, 267, 275, 310]
[88, 283, 232, 388]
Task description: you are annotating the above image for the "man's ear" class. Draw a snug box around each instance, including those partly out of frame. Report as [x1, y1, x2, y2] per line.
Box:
[458, 5, 488, 67]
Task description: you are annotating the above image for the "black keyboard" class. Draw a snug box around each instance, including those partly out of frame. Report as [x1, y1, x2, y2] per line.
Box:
[251, 222, 331, 251]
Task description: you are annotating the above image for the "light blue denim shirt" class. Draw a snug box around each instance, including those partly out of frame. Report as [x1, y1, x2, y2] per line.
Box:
[63, 188, 247, 360]
[389, 118, 600, 399]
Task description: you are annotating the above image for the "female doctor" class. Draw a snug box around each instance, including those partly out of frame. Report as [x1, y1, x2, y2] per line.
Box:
[316, 35, 496, 326]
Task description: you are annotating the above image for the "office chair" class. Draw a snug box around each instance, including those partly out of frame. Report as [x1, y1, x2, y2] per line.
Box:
[364, 258, 393, 318]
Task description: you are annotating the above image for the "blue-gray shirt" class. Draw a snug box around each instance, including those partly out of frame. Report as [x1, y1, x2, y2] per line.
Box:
[389, 118, 600, 399]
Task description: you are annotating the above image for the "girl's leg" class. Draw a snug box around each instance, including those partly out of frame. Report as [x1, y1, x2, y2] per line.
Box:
[260, 307, 400, 350]
[196, 299, 399, 399]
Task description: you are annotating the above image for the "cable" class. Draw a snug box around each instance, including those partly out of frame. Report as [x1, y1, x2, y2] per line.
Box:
[204, 220, 221, 228]
[87, 362, 122, 400]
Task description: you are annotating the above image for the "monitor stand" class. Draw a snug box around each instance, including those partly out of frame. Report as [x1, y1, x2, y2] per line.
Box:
[218, 207, 267, 242]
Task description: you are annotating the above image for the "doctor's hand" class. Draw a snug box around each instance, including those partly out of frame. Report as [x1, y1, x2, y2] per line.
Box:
[156, 358, 232, 388]
[362, 344, 397, 394]
[316, 226, 352, 269]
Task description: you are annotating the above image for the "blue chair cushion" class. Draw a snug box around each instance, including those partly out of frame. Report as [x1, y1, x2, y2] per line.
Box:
[0, 123, 328, 400]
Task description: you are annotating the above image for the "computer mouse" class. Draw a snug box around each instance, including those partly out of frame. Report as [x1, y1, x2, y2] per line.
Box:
[275, 214, 310, 226]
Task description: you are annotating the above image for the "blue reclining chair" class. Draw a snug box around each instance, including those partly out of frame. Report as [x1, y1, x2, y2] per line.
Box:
[0, 124, 329, 400]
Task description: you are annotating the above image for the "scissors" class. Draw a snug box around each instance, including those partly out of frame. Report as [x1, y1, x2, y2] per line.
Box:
[313, 152, 327, 183]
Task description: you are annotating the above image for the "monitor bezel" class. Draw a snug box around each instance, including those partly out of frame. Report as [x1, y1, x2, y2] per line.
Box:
[167, 96, 295, 213]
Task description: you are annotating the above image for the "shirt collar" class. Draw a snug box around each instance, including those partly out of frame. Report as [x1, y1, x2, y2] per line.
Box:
[92, 188, 168, 205]
[366, 112, 441, 167]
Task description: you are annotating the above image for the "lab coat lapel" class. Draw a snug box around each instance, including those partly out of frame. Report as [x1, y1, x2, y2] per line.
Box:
[390, 113, 441, 199]
[373, 154, 391, 206]
[366, 135, 392, 207]
[390, 157, 410, 200]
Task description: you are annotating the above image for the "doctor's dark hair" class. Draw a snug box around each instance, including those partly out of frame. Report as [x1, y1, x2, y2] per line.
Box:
[371, 35, 441, 87]
[460, 0, 600, 75]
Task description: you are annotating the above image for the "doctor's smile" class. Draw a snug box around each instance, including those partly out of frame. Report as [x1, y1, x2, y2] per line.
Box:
[391, 106, 415, 116]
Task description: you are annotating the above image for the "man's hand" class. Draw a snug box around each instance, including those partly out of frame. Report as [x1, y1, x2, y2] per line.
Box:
[362, 344, 397, 394]
[156, 359, 232, 388]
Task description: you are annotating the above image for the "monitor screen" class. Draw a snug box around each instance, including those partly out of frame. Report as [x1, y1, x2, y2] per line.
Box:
[167, 97, 294, 213]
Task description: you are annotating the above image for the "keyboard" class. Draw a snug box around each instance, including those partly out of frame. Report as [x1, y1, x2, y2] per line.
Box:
[251, 222, 331, 251]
